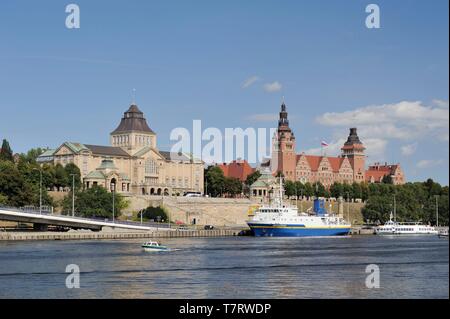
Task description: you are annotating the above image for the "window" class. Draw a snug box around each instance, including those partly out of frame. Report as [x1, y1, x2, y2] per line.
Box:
[145, 159, 158, 174]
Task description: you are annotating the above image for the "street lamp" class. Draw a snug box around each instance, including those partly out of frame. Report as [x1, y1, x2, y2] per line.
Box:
[435, 195, 439, 227]
[111, 182, 115, 223]
[33, 168, 42, 214]
[70, 174, 76, 217]
[300, 189, 304, 213]
[346, 191, 350, 224]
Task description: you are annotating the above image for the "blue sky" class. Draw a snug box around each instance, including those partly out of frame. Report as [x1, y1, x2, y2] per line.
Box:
[0, 0, 448, 184]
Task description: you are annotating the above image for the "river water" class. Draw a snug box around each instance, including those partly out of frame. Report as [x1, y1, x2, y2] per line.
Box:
[0, 235, 448, 299]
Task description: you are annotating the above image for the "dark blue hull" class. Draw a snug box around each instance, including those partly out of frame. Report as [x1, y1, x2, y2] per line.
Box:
[248, 224, 351, 237]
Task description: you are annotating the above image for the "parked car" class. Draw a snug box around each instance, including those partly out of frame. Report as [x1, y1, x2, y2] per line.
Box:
[183, 192, 202, 197]
[204, 225, 214, 230]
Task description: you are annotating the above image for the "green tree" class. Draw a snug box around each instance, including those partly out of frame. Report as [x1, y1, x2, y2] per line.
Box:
[64, 163, 82, 190]
[245, 170, 261, 187]
[0, 139, 13, 162]
[62, 185, 127, 218]
[312, 182, 326, 197]
[381, 174, 393, 184]
[294, 181, 305, 199]
[54, 163, 68, 190]
[330, 182, 343, 199]
[224, 177, 243, 197]
[351, 182, 362, 200]
[205, 166, 226, 197]
[0, 193, 7, 205]
[362, 195, 393, 223]
[284, 180, 296, 197]
[140, 206, 168, 222]
[0, 160, 51, 207]
[303, 182, 314, 199]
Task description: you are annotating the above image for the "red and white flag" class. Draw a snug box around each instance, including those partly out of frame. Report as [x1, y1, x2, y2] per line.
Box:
[321, 141, 329, 147]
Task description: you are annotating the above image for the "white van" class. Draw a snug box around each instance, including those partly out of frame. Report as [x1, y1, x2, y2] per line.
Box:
[183, 192, 202, 197]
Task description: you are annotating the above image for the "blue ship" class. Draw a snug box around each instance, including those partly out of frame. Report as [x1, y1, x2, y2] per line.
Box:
[246, 179, 351, 237]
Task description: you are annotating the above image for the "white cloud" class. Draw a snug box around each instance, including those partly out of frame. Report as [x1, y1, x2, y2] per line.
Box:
[432, 99, 449, 109]
[263, 81, 282, 93]
[401, 143, 418, 156]
[303, 137, 387, 161]
[313, 100, 450, 161]
[316, 100, 449, 142]
[242, 76, 260, 89]
[416, 159, 444, 169]
[247, 113, 279, 122]
[304, 139, 346, 156]
[317, 101, 449, 138]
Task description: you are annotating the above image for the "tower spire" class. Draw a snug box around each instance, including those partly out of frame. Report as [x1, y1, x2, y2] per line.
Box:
[131, 88, 136, 105]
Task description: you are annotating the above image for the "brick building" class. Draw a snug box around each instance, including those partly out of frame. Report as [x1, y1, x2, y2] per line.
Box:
[269, 101, 405, 186]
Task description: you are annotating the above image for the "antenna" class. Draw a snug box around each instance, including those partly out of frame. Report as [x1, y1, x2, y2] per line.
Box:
[131, 88, 136, 104]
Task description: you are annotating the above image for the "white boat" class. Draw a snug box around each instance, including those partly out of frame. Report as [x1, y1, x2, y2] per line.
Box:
[246, 177, 351, 237]
[438, 229, 449, 238]
[141, 241, 170, 252]
[376, 215, 438, 235]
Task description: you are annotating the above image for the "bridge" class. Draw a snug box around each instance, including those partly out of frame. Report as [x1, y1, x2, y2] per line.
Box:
[0, 207, 171, 232]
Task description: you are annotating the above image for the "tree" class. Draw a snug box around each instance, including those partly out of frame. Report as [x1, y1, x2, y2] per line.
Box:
[0, 160, 52, 207]
[54, 163, 68, 190]
[245, 170, 261, 187]
[205, 166, 226, 197]
[330, 182, 344, 199]
[312, 182, 326, 197]
[64, 163, 82, 190]
[0, 139, 13, 162]
[0, 193, 7, 205]
[362, 195, 393, 224]
[224, 177, 243, 197]
[303, 182, 314, 199]
[140, 206, 168, 222]
[294, 181, 305, 199]
[382, 174, 393, 184]
[284, 180, 296, 198]
[275, 171, 285, 178]
[62, 185, 127, 218]
[351, 182, 362, 200]
[18, 148, 45, 164]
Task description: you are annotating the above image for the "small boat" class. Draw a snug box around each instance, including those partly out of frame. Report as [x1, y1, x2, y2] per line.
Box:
[141, 241, 170, 252]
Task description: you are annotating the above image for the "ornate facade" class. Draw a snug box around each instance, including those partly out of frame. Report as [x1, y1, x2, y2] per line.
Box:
[38, 104, 204, 195]
[269, 101, 405, 186]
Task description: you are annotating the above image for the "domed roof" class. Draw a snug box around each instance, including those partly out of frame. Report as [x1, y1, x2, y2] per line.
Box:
[111, 104, 154, 134]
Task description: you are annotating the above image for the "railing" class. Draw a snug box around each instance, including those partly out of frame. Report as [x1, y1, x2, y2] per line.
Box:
[0, 205, 169, 229]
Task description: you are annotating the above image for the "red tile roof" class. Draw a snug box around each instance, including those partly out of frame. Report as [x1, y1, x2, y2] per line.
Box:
[301, 155, 344, 172]
[365, 164, 399, 182]
[218, 160, 255, 182]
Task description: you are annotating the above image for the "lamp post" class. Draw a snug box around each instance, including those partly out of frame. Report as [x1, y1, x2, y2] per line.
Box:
[33, 168, 42, 214]
[300, 189, 304, 213]
[346, 192, 350, 224]
[111, 183, 115, 223]
[393, 194, 396, 222]
[70, 174, 76, 217]
[435, 195, 439, 227]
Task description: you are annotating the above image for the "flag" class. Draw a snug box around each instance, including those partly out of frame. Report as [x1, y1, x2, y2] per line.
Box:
[321, 141, 329, 147]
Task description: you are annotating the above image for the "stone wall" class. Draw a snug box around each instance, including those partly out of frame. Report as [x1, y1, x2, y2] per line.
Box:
[122, 195, 364, 227]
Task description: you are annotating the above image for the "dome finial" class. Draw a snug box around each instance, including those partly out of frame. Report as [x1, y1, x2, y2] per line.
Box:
[131, 88, 136, 105]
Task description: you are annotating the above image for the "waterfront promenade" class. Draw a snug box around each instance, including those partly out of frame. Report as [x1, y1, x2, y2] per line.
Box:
[0, 228, 241, 241]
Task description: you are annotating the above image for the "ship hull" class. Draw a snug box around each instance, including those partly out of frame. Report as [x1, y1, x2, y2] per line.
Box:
[247, 223, 351, 237]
